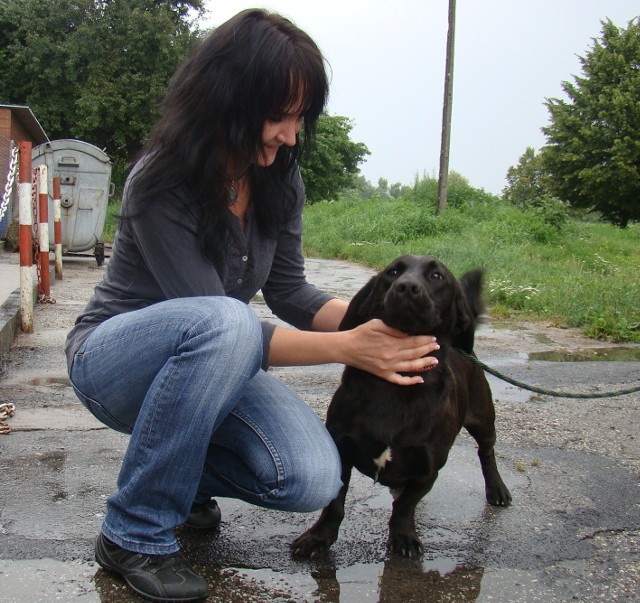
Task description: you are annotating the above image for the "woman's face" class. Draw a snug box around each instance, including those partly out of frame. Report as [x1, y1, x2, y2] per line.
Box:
[257, 112, 303, 167]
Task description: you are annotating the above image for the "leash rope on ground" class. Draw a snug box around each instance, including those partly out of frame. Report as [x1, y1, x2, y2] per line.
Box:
[456, 349, 640, 399]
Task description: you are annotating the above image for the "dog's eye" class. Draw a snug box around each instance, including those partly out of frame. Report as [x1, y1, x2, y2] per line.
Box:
[431, 271, 444, 280]
[387, 268, 399, 277]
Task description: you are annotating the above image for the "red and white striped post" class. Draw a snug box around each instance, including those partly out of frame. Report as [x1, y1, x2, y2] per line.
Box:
[52, 176, 63, 279]
[18, 141, 34, 332]
[37, 165, 51, 299]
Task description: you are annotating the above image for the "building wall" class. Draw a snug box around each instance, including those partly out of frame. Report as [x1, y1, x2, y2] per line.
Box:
[1, 110, 30, 231]
[0, 108, 33, 143]
[0, 109, 12, 140]
[0, 107, 48, 231]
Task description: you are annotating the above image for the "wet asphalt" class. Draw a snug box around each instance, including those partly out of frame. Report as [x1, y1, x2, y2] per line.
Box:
[0, 250, 639, 602]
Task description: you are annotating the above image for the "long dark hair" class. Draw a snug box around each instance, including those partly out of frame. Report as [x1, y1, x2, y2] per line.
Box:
[128, 9, 329, 262]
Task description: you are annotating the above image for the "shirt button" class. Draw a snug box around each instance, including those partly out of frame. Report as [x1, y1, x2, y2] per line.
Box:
[237, 278, 243, 284]
[242, 255, 248, 262]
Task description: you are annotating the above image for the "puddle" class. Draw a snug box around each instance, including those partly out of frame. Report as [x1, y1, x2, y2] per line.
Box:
[224, 557, 479, 602]
[212, 557, 565, 603]
[487, 376, 532, 403]
[529, 346, 640, 362]
[0, 555, 571, 603]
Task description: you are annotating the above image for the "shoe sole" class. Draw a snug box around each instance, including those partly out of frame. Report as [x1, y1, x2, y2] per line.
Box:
[182, 519, 221, 530]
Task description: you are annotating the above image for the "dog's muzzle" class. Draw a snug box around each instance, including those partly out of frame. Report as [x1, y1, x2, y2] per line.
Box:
[384, 278, 434, 332]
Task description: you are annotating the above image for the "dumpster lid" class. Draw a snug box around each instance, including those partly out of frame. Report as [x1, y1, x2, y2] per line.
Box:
[32, 139, 111, 165]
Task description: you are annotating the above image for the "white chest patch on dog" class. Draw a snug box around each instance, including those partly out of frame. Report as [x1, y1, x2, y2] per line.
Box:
[373, 447, 393, 482]
[373, 447, 393, 473]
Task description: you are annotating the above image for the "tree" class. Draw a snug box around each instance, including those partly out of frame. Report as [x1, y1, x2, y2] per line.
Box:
[542, 18, 640, 227]
[503, 147, 570, 229]
[389, 182, 409, 199]
[503, 147, 550, 207]
[0, 0, 203, 184]
[299, 115, 370, 203]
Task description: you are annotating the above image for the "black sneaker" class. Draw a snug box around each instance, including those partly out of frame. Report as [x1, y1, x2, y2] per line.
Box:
[95, 533, 208, 602]
[184, 499, 222, 530]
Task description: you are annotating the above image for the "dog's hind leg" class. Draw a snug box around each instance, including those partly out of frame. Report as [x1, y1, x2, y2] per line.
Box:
[291, 465, 353, 558]
[474, 437, 511, 506]
[478, 448, 511, 507]
[387, 478, 436, 558]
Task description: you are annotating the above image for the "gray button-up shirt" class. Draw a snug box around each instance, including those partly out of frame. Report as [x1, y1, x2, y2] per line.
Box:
[65, 165, 333, 371]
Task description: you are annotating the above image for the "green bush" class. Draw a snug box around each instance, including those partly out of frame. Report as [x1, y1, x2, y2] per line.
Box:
[303, 176, 640, 343]
[102, 199, 122, 243]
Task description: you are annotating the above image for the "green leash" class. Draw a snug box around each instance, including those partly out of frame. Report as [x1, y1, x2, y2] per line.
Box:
[456, 349, 640, 399]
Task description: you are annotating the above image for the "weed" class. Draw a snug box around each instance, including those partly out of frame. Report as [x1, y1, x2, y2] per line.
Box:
[302, 177, 639, 343]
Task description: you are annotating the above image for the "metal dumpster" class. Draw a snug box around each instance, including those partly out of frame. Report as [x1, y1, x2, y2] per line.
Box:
[32, 139, 112, 265]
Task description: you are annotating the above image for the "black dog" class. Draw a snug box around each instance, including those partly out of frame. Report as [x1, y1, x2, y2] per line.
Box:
[292, 254, 512, 559]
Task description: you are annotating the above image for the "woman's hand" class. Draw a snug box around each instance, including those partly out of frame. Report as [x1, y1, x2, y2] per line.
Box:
[341, 319, 439, 385]
[268, 317, 438, 386]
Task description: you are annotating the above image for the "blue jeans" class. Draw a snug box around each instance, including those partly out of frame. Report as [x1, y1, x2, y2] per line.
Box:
[69, 297, 342, 555]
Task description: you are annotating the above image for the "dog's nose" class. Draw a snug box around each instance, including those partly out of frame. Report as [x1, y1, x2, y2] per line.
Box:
[393, 279, 422, 299]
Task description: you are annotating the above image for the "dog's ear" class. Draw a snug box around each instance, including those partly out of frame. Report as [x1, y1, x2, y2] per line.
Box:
[339, 275, 381, 331]
[452, 269, 485, 352]
[459, 269, 485, 319]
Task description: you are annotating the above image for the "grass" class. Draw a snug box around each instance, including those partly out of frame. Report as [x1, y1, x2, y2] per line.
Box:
[301, 185, 639, 343]
[102, 179, 640, 343]
[102, 199, 122, 243]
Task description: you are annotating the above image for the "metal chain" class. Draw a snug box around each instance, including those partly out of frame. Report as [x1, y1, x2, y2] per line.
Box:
[456, 349, 640, 399]
[32, 167, 41, 285]
[0, 142, 18, 223]
[0, 402, 15, 435]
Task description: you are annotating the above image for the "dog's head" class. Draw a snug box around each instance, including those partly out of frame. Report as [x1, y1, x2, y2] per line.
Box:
[340, 255, 484, 351]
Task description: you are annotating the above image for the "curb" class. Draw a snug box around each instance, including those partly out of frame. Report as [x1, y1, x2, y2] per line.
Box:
[0, 289, 20, 361]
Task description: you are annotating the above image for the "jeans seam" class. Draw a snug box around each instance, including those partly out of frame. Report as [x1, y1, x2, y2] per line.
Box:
[75, 318, 187, 399]
[228, 409, 286, 500]
[69, 370, 133, 434]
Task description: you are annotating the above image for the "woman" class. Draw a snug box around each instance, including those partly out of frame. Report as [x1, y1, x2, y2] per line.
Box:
[66, 9, 439, 602]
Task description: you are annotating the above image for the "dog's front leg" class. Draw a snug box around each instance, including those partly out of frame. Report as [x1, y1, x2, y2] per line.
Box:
[291, 465, 353, 558]
[388, 478, 434, 558]
[465, 414, 512, 506]
[477, 446, 512, 506]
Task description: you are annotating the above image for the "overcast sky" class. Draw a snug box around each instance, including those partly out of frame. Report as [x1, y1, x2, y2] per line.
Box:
[202, 1, 639, 195]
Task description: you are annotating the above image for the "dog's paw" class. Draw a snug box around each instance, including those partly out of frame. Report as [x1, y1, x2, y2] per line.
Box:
[290, 531, 333, 559]
[388, 531, 424, 558]
[486, 482, 512, 507]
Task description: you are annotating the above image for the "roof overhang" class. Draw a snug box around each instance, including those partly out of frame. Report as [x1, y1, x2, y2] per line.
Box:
[0, 104, 49, 144]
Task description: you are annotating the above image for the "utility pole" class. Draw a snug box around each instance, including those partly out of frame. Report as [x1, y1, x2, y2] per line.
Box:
[437, 0, 456, 214]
